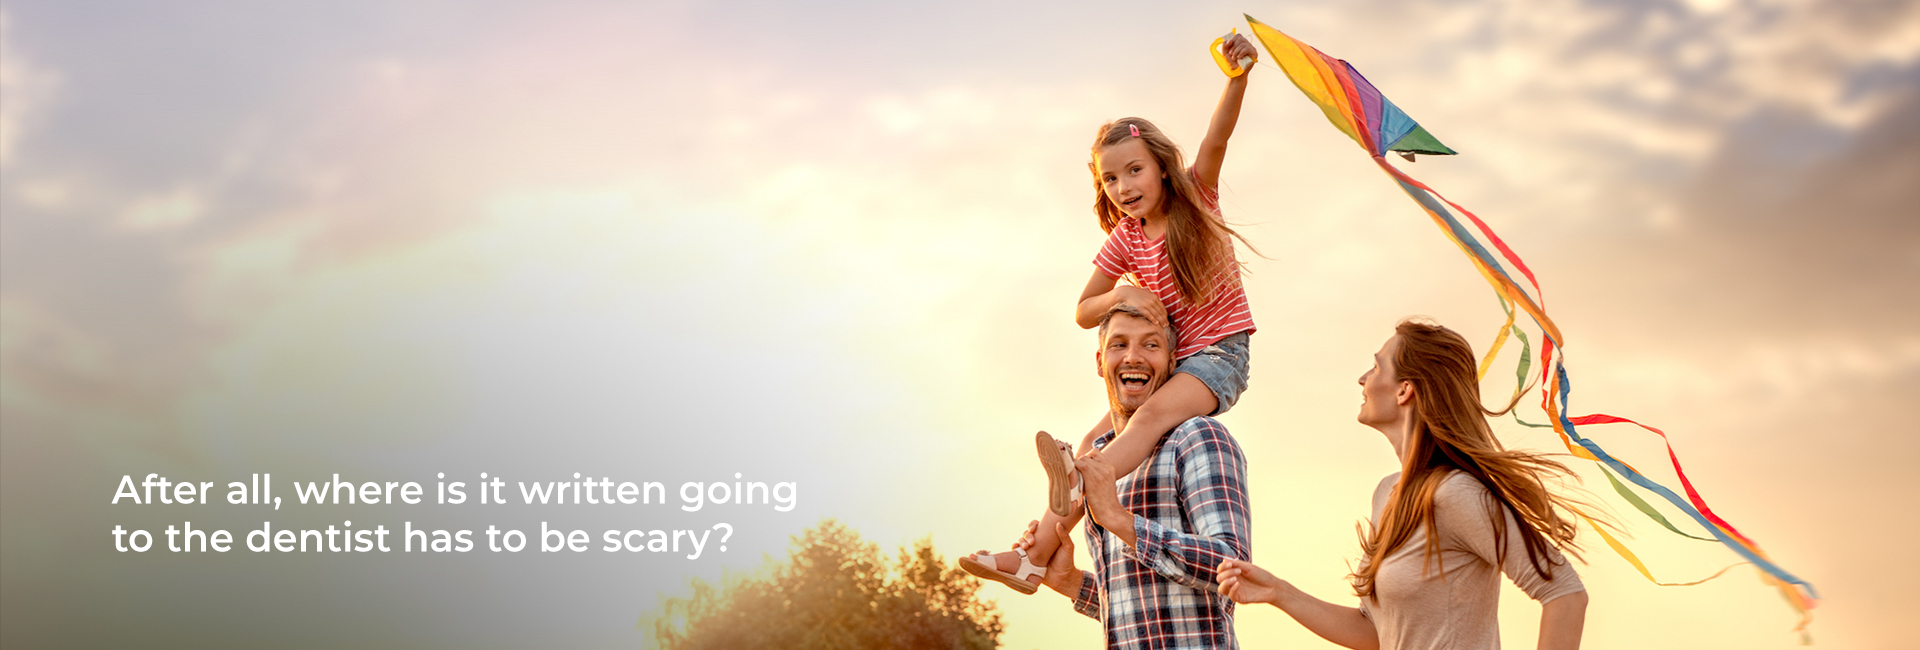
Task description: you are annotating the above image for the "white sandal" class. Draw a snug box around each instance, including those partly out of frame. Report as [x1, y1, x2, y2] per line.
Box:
[959, 548, 1045, 595]
[1036, 431, 1083, 518]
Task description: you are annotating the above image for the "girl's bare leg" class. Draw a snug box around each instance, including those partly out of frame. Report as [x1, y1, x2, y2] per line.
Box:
[1036, 373, 1219, 521]
[1097, 373, 1219, 476]
[986, 376, 1218, 581]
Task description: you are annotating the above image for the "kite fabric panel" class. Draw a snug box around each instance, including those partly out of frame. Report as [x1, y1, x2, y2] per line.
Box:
[1235, 13, 1817, 639]
[1239, 17, 1457, 157]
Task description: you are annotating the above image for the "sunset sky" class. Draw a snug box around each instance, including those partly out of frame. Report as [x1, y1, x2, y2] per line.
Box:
[3, 1, 1916, 648]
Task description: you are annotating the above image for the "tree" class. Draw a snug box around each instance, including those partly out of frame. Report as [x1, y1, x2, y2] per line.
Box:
[646, 520, 1004, 650]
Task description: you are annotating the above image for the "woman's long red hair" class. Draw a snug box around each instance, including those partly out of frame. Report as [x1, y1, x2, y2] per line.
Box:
[1351, 319, 1601, 597]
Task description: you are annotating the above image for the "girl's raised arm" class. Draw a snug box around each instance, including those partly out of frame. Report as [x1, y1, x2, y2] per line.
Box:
[1193, 32, 1259, 189]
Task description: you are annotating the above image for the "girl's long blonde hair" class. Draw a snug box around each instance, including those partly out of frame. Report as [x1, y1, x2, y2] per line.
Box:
[1351, 319, 1599, 598]
[1091, 118, 1255, 307]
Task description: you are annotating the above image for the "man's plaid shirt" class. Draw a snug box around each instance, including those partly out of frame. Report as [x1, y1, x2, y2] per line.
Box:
[1072, 416, 1252, 649]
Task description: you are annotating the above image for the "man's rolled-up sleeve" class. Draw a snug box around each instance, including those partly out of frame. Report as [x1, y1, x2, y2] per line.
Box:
[1070, 570, 1102, 620]
[1120, 420, 1251, 591]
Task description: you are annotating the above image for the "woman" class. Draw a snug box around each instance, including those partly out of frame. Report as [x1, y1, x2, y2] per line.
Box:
[1217, 319, 1591, 649]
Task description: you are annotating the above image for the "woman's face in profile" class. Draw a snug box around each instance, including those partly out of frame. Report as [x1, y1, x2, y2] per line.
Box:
[1357, 335, 1405, 427]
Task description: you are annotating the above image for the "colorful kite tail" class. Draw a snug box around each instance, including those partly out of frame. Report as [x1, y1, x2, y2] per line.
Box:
[1242, 14, 1818, 634]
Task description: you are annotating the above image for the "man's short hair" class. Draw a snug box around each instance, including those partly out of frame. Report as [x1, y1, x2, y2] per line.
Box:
[1097, 303, 1178, 353]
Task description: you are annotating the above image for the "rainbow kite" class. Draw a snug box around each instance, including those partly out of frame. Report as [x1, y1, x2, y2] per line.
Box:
[1232, 14, 1817, 638]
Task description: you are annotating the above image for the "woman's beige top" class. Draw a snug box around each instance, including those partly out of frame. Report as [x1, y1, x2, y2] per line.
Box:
[1357, 471, 1585, 650]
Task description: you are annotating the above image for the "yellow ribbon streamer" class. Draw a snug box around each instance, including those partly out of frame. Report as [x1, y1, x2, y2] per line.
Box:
[1574, 509, 1744, 586]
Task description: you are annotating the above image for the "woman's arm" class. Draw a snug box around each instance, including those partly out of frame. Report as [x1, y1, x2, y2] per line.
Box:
[1075, 269, 1164, 329]
[1192, 33, 1259, 189]
[1218, 559, 1379, 650]
[1537, 590, 1587, 650]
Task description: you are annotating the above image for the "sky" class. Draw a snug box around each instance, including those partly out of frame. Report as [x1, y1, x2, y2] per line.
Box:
[2, 0, 1917, 648]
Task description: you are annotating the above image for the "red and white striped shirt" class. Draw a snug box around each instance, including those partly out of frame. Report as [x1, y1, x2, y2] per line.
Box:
[1092, 170, 1255, 360]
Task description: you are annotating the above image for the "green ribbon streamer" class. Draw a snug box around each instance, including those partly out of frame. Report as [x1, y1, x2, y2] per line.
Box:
[1600, 464, 1719, 542]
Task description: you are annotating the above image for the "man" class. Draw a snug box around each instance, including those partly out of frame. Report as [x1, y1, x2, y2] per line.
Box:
[1030, 303, 1253, 649]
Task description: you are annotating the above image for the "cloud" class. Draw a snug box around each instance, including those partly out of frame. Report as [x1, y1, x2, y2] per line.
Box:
[0, 12, 61, 168]
[1302, 0, 1920, 231]
[1610, 63, 1920, 339]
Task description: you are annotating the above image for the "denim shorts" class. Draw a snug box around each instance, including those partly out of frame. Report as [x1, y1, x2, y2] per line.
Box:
[1176, 331, 1251, 416]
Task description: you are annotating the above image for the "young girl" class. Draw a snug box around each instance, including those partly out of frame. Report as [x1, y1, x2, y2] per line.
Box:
[961, 31, 1263, 594]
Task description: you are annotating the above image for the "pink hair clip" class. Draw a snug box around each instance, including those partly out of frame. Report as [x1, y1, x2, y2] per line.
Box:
[1128, 124, 1140, 137]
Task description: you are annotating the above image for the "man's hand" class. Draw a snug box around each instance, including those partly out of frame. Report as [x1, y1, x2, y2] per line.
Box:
[1041, 523, 1083, 596]
[1013, 521, 1085, 597]
[1076, 448, 1137, 548]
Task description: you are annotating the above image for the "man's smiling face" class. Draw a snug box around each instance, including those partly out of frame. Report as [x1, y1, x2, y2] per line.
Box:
[1097, 310, 1175, 418]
